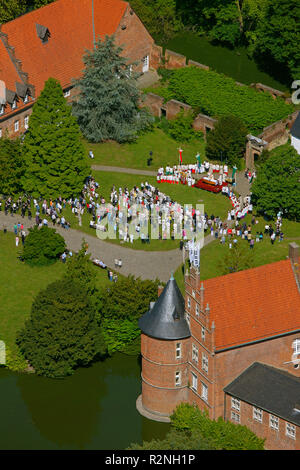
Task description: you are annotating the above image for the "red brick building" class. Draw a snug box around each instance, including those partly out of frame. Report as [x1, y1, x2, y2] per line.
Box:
[138, 243, 300, 450]
[0, 0, 155, 138]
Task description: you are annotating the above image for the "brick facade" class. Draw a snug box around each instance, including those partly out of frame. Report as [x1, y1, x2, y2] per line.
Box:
[139, 252, 300, 449]
[224, 394, 300, 450]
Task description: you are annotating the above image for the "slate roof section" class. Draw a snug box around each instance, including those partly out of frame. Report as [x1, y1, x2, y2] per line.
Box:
[139, 276, 191, 340]
[203, 258, 300, 351]
[1, 0, 128, 96]
[224, 362, 300, 427]
[291, 112, 300, 140]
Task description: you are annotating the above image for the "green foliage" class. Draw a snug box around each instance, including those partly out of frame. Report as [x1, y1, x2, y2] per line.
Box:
[255, 0, 300, 80]
[0, 137, 24, 195]
[16, 278, 106, 378]
[22, 225, 66, 266]
[170, 403, 265, 450]
[0, 0, 26, 23]
[21, 77, 89, 199]
[128, 428, 214, 450]
[154, 66, 294, 135]
[251, 144, 300, 221]
[5, 345, 28, 372]
[65, 242, 97, 297]
[167, 110, 197, 142]
[220, 242, 254, 274]
[97, 276, 160, 354]
[72, 35, 153, 143]
[130, 0, 182, 43]
[206, 114, 248, 168]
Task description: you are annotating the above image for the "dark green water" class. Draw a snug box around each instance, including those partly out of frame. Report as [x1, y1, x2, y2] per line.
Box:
[165, 32, 289, 92]
[0, 353, 169, 450]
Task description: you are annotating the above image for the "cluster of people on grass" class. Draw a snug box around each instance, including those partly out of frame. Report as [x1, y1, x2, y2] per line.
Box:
[90, 181, 210, 243]
[156, 160, 229, 187]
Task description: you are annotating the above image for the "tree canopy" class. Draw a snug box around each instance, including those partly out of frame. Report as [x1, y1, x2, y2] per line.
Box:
[21, 77, 89, 199]
[206, 114, 248, 168]
[72, 35, 153, 143]
[17, 278, 106, 378]
[129, 403, 265, 450]
[251, 144, 300, 221]
[22, 225, 66, 266]
[0, 137, 24, 195]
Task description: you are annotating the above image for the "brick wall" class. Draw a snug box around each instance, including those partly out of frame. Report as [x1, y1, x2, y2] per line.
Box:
[166, 99, 192, 120]
[115, 5, 154, 73]
[141, 333, 190, 415]
[165, 50, 186, 69]
[224, 394, 300, 450]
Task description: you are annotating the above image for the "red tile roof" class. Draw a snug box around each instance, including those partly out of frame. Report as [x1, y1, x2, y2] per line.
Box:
[0, 39, 20, 91]
[1, 0, 128, 96]
[203, 259, 300, 351]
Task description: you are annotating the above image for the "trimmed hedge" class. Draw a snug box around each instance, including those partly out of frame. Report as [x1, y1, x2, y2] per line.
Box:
[145, 67, 294, 135]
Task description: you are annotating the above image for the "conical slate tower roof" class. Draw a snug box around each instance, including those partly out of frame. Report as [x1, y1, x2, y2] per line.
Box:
[139, 275, 191, 340]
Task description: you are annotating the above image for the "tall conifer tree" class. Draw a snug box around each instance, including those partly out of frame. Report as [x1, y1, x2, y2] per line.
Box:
[72, 35, 153, 143]
[21, 77, 89, 199]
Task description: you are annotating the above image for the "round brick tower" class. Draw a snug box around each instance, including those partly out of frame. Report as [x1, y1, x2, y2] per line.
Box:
[137, 275, 191, 420]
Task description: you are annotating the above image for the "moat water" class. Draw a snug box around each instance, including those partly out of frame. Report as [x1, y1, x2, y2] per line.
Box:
[164, 32, 289, 92]
[0, 353, 170, 450]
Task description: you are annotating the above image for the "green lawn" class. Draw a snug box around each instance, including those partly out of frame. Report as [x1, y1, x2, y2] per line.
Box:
[0, 233, 111, 357]
[58, 170, 232, 251]
[82, 127, 206, 169]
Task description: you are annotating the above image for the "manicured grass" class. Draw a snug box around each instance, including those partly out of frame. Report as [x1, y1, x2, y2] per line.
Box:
[82, 127, 206, 169]
[58, 170, 232, 251]
[0, 233, 111, 354]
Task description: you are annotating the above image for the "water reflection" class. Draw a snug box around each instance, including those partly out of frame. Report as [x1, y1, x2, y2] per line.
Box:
[0, 353, 170, 450]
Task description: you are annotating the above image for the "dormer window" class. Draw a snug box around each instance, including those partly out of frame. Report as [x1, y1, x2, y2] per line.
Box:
[12, 99, 17, 109]
[293, 339, 300, 355]
[0, 105, 4, 115]
[36, 23, 50, 44]
[24, 94, 29, 103]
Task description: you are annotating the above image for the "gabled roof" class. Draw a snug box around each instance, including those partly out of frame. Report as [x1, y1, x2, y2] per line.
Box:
[0, 39, 21, 92]
[139, 276, 191, 340]
[291, 112, 300, 140]
[224, 362, 300, 427]
[1, 0, 128, 96]
[203, 258, 300, 351]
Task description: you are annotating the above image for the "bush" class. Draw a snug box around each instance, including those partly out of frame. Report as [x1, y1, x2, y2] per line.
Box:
[22, 225, 66, 266]
[16, 278, 106, 378]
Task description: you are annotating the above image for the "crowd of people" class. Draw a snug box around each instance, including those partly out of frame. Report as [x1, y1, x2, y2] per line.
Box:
[156, 161, 229, 187]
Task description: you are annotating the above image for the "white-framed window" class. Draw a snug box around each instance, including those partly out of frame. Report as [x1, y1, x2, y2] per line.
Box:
[201, 382, 208, 401]
[14, 120, 19, 132]
[201, 327, 205, 342]
[269, 414, 279, 430]
[175, 371, 181, 387]
[24, 94, 29, 103]
[0, 105, 4, 115]
[292, 339, 300, 355]
[253, 407, 263, 423]
[186, 312, 190, 327]
[196, 304, 199, 316]
[64, 89, 71, 98]
[231, 397, 240, 412]
[0, 129, 2, 138]
[202, 353, 208, 373]
[231, 411, 240, 423]
[191, 372, 198, 391]
[286, 422, 296, 439]
[142, 55, 149, 73]
[192, 343, 198, 363]
[24, 115, 29, 129]
[12, 99, 17, 109]
[187, 297, 191, 309]
[176, 342, 181, 359]
[192, 290, 195, 298]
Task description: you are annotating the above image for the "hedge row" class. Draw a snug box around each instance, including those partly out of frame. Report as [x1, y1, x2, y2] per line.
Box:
[145, 67, 294, 135]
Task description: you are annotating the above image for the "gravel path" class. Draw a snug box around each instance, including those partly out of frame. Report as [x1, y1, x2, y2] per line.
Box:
[91, 165, 157, 176]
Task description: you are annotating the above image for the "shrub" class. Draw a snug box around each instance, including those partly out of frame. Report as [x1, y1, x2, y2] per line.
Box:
[22, 225, 66, 266]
